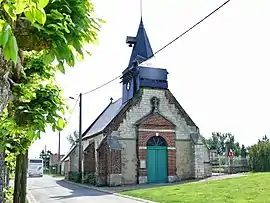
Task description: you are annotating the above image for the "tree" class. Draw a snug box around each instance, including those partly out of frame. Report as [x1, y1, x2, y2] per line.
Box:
[204, 132, 241, 156]
[0, 0, 104, 202]
[258, 135, 269, 143]
[39, 150, 52, 169]
[0, 0, 104, 113]
[249, 135, 270, 172]
[66, 130, 79, 147]
[241, 144, 247, 158]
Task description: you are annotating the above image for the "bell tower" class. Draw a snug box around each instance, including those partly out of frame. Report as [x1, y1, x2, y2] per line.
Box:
[121, 19, 168, 104]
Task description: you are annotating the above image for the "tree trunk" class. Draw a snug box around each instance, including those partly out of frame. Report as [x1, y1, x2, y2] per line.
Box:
[19, 150, 28, 203]
[13, 154, 22, 203]
[0, 150, 5, 203]
[0, 69, 11, 115]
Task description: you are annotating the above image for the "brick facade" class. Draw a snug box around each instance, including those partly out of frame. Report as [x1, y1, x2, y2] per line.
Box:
[97, 139, 108, 185]
[96, 137, 122, 186]
[137, 113, 177, 182]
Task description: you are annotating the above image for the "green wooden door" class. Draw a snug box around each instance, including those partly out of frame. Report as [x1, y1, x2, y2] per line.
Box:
[147, 146, 168, 183]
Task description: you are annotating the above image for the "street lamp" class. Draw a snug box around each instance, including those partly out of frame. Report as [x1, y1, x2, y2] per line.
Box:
[69, 93, 82, 183]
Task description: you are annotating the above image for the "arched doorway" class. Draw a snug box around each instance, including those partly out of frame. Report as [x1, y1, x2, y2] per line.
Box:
[146, 136, 168, 183]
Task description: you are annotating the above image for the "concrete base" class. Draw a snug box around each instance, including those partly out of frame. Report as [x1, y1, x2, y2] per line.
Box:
[168, 176, 178, 183]
[95, 174, 107, 186]
[108, 174, 122, 186]
[139, 176, 147, 184]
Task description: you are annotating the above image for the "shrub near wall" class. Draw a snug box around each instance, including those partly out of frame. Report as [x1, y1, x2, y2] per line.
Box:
[83, 172, 96, 185]
[249, 141, 270, 172]
[68, 171, 81, 183]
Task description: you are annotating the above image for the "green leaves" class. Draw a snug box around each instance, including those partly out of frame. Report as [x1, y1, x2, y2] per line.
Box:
[0, 0, 50, 62]
[24, 7, 46, 25]
[43, 51, 55, 64]
[3, 3, 16, 21]
[57, 118, 65, 130]
[0, 24, 10, 47]
[57, 61, 65, 74]
[36, 0, 49, 9]
[0, 23, 18, 63]
[14, 0, 28, 14]
[3, 36, 18, 63]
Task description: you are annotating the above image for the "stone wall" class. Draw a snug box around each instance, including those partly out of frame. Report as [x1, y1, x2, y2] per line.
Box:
[69, 146, 79, 172]
[110, 88, 199, 184]
[175, 140, 194, 179]
[84, 142, 95, 173]
[118, 139, 137, 184]
[194, 144, 205, 178]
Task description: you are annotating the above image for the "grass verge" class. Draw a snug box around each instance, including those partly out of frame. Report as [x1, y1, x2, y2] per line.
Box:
[121, 173, 270, 203]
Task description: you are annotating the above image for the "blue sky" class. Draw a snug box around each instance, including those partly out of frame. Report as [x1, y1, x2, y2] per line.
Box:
[29, 0, 270, 158]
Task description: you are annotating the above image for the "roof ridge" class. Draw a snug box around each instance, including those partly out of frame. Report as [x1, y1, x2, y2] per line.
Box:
[81, 99, 114, 138]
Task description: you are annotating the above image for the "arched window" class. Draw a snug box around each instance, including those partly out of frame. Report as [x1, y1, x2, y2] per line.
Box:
[147, 136, 167, 146]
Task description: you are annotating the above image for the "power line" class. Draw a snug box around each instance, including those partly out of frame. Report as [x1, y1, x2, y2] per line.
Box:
[82, 74, 121, 95]
[147, 0, 231, 60]
[82, 0, 231, 95]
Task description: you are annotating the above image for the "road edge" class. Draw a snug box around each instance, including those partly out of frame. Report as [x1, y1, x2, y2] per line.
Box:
[26, 188, 37, 203]
[62, 179, 157, 203]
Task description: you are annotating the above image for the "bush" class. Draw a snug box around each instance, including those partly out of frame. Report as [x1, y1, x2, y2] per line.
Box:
[83, 172, 95, 185]
[248, 141, 270, 172]
[68, 171, 81, 183]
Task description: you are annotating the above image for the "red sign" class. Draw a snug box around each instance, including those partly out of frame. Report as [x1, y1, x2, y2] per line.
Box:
[228, 151, 233, 158]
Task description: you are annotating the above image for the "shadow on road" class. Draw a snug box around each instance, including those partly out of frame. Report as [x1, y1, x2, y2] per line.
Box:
[49, 179, 107, 200]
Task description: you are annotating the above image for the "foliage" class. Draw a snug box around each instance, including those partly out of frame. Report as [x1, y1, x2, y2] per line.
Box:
[248, 135, 270, 172]
[83, 172, 95, 185]
[0, 0, 49, 63]
[122, 173, 270, 203]
[240, 144, 247, 158]
[3, 186, 13, 201]
[0, 0, 104, 68]
[0, 54, 68, 160]
[258, 134, 269, 143]
[0, 0, 103, 201]
[204, 132, 241, 156]
[66, 130, 79, 147]
[39, 149, 52, 168]
[68, 171, 81, 183]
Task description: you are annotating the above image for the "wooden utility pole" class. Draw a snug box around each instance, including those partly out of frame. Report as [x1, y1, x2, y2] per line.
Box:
[78, 93, 82, 183]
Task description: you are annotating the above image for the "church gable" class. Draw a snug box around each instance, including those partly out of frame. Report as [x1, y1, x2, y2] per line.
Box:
[104, 88, 198, 141]
[136, 112, 175, 129]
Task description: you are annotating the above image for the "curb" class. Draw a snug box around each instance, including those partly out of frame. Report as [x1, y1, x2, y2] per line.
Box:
[26, 191, 36, 203]
[62, 179, 157, 203]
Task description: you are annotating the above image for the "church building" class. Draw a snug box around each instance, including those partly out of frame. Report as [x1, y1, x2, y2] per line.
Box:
[63, 19, 212, 186]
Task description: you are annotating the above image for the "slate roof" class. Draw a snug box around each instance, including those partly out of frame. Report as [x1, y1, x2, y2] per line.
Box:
[128, 18, 154, 67]
[82, 98, 126, 140]
[97, 135, 122, 151]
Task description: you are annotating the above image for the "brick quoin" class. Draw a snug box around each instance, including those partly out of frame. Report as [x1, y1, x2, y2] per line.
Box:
[138, 113, 176, 177]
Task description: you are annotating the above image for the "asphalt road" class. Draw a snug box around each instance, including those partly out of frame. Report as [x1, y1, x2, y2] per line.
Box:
[27, 175, 143, 203]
